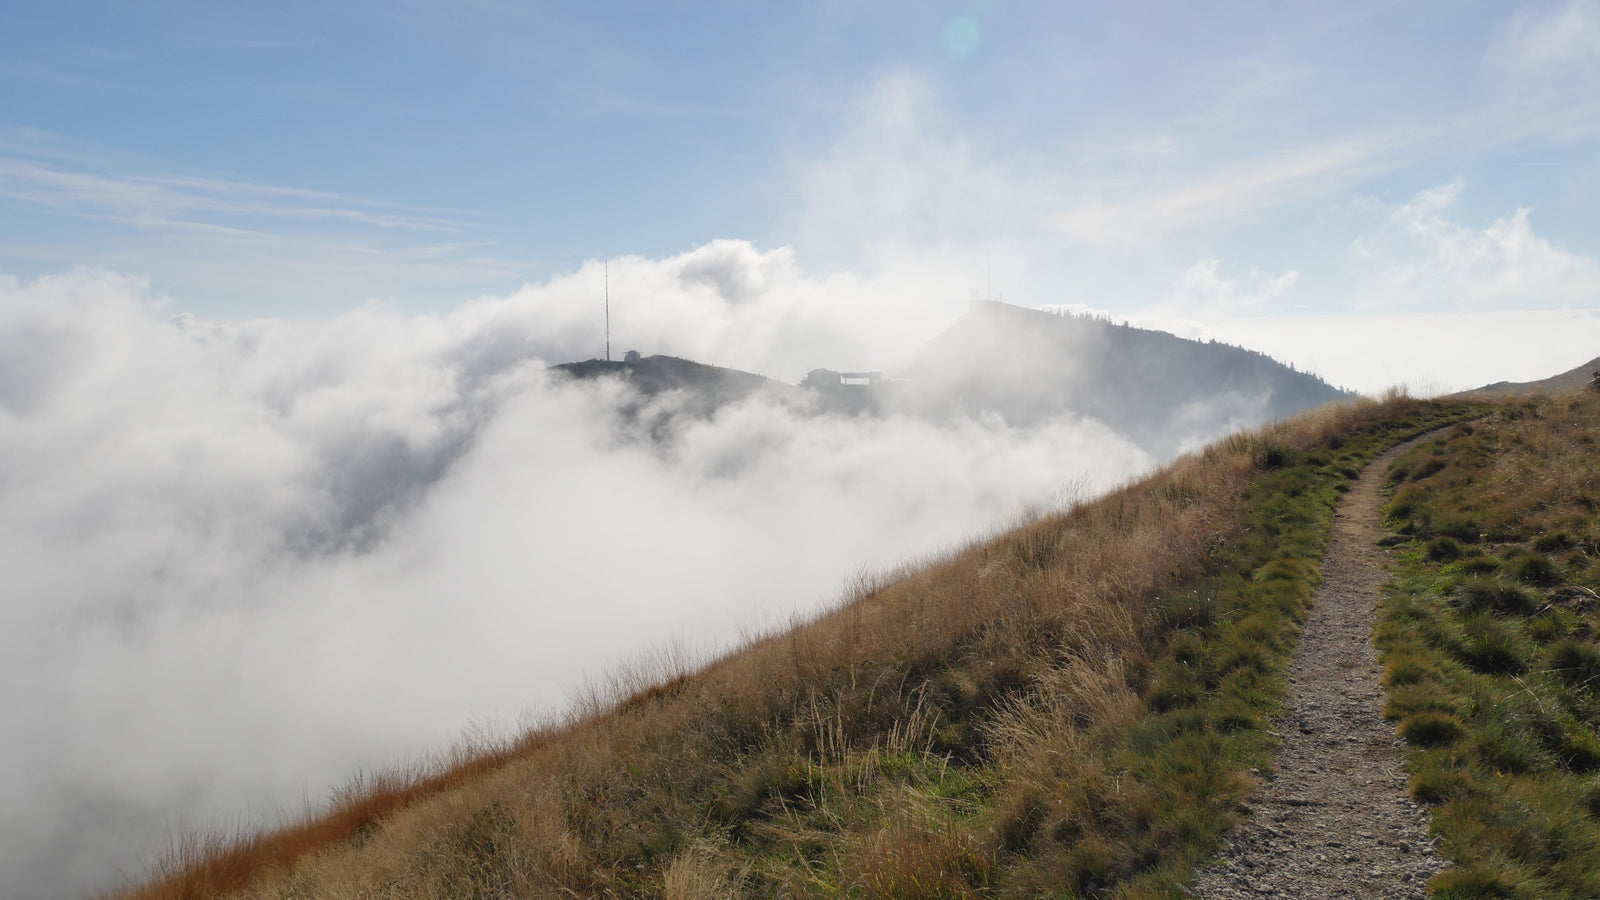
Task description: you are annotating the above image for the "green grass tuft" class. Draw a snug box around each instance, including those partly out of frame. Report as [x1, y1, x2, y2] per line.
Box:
[1509, 553, 1560, 587]
[1401, 711, 1466, 747]
[1376, 394, 1600, 899]
[1549, 639, 1600, 689]
[1455, 578, 1538, 617]
[1430, 863, 1526, 899]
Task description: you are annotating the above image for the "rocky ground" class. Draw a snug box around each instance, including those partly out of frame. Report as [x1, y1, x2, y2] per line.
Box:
[1190, 436, 1451, 899]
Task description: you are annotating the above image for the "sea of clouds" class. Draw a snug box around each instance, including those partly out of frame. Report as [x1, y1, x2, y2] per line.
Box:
[0, 243, 1158, 899]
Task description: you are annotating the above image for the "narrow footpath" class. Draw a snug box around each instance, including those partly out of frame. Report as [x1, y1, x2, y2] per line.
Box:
[1191, 436, 1452, 899]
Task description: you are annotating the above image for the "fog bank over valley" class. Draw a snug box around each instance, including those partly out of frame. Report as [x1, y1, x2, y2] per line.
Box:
[0, 247, 1211, 899]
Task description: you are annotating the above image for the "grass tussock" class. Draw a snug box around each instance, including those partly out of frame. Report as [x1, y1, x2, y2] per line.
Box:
[111, 395, 1476, 900]
[1375, 392, 1600, 899]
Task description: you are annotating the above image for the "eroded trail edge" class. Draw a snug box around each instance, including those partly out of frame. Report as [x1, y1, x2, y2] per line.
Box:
[1192, 435, 1450, 899]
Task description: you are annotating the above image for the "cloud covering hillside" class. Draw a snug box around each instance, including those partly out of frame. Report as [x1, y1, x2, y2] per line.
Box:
[0, 251, 1158, 899]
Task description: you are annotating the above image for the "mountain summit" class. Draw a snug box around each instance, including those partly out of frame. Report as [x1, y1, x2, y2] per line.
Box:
[892, 302, 1353, 456]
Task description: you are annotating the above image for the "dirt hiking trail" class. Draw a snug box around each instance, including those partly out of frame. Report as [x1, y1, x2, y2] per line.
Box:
[1191, 435, 1451, 898]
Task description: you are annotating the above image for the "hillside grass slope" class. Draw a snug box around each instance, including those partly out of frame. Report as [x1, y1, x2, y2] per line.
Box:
[113, 396, 1478, 900]
[1376, 392, 1600, 899]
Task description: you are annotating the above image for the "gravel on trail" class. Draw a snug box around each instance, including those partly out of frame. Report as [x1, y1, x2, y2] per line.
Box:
[1190, 436, 1452, 899]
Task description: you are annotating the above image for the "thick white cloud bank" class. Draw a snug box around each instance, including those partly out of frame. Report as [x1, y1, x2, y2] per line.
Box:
[0, 255, 1154, 899]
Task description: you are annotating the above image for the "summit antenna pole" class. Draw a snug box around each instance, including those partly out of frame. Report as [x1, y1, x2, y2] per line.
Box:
[605, 261, 611, 362]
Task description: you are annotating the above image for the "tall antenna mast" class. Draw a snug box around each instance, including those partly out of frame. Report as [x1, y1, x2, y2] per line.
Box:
[604, 261, 611, 362]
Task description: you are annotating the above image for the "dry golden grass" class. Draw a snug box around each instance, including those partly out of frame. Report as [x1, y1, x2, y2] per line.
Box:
[111, 395, 1461, 899]
[113, 735, 549, 900]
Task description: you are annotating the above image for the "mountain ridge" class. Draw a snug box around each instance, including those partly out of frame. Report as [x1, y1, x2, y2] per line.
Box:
[892, 301, 1354, 455]
[553, 301, 1356, 459]
[1466, 354, 1600, 397]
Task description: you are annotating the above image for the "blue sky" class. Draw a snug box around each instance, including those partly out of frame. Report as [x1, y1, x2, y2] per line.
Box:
[4, 1, 1600, 387]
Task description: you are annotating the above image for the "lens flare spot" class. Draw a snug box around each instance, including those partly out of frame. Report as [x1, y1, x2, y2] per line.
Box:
[942, 16, 981, 61]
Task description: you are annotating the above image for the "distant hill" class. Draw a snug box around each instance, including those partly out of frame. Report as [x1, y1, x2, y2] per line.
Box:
[551, 354, 795, 431]
[1466, 355, 1600, 397]
[891, 302, 1354, 457]
[553, 354, 782, 401]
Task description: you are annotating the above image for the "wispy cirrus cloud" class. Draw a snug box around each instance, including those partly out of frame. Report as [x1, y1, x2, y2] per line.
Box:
[1489, 0, 1600, 78]
[162, 36, 325, 51]
[1050, 136, 1397, 249]
[0, 132, 530, 309]
[0, 156, 470, 232]
[1478, 1, 1600, 145]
